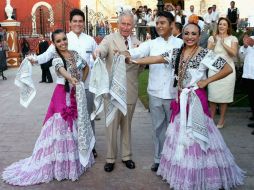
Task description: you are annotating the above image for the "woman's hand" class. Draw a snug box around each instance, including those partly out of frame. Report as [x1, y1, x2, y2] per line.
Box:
[221, 38, 225, 45]
[69, 77, 78, 86]
[114, 50, 132, 64]
[212, 34, 217, 44]
[197, 79, 209, 88]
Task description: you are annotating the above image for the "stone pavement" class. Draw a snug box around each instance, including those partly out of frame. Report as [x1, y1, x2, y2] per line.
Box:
[0, 67, 253, 190]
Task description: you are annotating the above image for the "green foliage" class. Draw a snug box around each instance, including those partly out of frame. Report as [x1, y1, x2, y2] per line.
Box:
[233, 29, 245, 46]
[138, 69, 149, 109]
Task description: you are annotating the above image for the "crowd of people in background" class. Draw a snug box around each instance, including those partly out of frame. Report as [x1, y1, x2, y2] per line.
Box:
[129, 1, 244, 43]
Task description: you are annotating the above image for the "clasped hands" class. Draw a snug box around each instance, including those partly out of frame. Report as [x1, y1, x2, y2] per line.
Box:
[26, 54, 38, 65]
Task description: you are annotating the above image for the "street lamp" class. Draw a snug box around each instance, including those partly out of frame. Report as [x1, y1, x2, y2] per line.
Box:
[157, 0, 164, 12]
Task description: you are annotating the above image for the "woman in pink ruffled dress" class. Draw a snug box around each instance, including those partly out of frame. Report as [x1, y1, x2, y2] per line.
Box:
[2, 29, 94, 186]
[131, 23, 245, 190]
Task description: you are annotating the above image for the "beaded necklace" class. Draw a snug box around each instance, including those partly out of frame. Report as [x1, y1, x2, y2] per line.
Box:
[178, 46, 199, 90]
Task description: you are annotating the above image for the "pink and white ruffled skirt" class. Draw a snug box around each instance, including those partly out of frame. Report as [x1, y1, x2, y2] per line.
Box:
[2, 84, 94, 186]
[157, 89, 245, 190]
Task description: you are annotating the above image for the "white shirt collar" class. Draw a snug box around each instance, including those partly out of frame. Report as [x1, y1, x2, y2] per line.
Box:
[68, 31, 86, 38]
[122, 35, 131, 41]
[159, 35, 174, 42]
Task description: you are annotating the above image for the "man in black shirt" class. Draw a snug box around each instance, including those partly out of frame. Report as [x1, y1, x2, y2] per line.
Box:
[37, 34, 53, 83]
[227, 1, 239, 32]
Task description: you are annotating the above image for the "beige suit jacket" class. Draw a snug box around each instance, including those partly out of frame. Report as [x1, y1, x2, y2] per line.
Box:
[98, 32, 141, 105]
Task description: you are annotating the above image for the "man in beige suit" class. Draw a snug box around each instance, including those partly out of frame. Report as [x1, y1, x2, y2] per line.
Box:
[95, 10, 140, 172]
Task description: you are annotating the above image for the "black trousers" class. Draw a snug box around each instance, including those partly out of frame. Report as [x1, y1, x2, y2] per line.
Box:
[41, 65, 53, 82]
[243, 78, 254, 116]
[231, 23, 237, 32]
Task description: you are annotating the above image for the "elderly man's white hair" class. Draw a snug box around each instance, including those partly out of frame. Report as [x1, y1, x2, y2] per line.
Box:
[118, 10, 134, 24]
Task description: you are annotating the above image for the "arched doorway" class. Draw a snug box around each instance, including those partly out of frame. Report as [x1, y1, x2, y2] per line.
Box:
[31, 1, 54, 36]
[36, 6, 50, 35]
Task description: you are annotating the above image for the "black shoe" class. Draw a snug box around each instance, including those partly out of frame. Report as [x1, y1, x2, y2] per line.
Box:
[122, 160, 135, 169]
[92, 149, 97, 158]
[46, 81, 53, 83]
[39, 81, 46, 83]
[249, 116, 254, 121]
[247, 123, 254, 128]
[251, 130, 254, 135]
[151, 163, 159, 172]
[104, 163, 114, 172]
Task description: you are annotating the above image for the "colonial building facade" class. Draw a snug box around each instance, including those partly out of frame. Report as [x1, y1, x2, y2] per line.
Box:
[0, 0, 80, 36]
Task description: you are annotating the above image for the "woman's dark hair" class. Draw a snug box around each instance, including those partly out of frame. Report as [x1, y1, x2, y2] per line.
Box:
[173, 44, 185, 87]
[216, 17, 232, 35]
[51, 29, 70, 92]
[183, 22, 201, 35]
[70, 8, 85, 22]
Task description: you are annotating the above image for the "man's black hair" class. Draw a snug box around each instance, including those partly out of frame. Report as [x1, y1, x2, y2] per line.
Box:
[157, 11, 174, 23]
[175, 22, 183, 32]
[70, 9, 85, 22]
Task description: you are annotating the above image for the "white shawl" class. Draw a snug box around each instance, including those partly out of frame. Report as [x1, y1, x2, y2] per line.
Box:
[76, 82, 95, 166]
[89, 57, 109, 120]
[106, 54, 127, 127]
[174, 86, 209, 162]
[89, 55, 127, 127]
[14, 58, 36, 108]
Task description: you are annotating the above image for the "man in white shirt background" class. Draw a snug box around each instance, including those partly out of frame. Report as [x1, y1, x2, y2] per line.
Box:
[203, 7, 213, 34]
[35, 9, 98, 157]
[211, 5, 219, 33]
[185, 5, 195, 19]
[128, 11, 183, 172]
[239, 34, 254, 134]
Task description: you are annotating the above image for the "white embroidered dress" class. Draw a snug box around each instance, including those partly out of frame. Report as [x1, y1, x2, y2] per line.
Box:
[2, 51, 95, 186]
[157, 48, 245, 190]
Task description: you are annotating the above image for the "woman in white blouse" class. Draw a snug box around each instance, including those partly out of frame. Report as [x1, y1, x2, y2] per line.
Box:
[2, 29, 94, 186]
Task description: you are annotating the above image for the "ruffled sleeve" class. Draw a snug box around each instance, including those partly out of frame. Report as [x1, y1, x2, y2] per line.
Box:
[52, 57, 64, 72]
[231, 35, 238, 43]
[208, 36, 214, 43]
